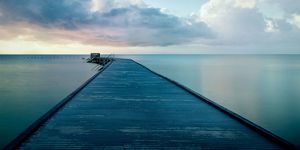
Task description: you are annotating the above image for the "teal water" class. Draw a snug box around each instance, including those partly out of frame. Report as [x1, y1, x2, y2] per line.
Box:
[0, 55, 97, 148]
[1, 54, 300, 147]
[119, 54, 300, 147]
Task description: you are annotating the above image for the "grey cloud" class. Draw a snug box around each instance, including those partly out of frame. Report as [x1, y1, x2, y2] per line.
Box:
[0, 0, 212, 46]
[0, 0, 90, 29]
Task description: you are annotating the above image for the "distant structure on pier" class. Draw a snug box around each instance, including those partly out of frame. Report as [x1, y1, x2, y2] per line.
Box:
[90, 53, 100, 59]
[87, 53, 112, 66]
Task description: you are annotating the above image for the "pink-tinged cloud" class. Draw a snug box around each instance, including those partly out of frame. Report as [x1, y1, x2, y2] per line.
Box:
[0, 0, 212, 47]
[1, 0, 300, 53]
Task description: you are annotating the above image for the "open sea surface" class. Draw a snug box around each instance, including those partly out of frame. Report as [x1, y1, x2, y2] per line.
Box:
[1, 54, 300, 147]
[0, 55, 97, 148]
[120, 54, 300, 147]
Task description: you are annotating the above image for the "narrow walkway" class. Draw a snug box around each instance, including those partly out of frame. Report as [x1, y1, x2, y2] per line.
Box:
[19, 59, 283, 149]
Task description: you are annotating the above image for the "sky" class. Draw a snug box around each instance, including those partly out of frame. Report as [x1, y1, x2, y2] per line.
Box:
[0, 0, 300, 54]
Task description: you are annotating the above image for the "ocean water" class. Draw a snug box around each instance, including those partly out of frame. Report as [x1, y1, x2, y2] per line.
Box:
[119, 54, 300, 146]
[0, 55, 97, 148]
[1, 54, 300, 147]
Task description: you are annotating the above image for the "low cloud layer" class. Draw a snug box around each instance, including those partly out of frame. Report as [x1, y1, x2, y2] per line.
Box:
[0, 0, 212, 46]
[0, 0, 300, 52]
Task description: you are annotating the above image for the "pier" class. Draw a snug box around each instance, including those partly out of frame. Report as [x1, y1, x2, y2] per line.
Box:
[5, 59, 293, 149]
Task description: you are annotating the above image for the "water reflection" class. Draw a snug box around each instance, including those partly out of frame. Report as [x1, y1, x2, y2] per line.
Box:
[0, 55, 97, 148]
[119, 54, 300, 146]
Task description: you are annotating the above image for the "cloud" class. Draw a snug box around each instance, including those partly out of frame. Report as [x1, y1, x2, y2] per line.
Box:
[290, 14, 300, 28]
[199, 0, 265, 44]
[0, 0, 212, 46]
[197, 0, 300, 49]
[0, 0, 299, 53]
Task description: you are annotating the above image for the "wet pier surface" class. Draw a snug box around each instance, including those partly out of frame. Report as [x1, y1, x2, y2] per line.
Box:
[14, 59, 286, 149]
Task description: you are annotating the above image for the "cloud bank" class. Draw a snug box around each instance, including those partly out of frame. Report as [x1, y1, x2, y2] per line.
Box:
[198, 0, 300, 48]
[0, 0, 211, 46]
[0, 0, 300, 52]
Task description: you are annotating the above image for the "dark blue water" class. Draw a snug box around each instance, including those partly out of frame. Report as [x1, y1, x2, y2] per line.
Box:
[119, 54, 300, 147]
[1, 54, 300, 147]
[0, 55, 97, 148]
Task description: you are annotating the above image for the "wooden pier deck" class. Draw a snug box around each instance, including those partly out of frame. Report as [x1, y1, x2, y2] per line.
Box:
[7, 59, 290, 149]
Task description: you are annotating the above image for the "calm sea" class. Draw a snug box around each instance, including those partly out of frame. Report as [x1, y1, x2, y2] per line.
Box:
[0, 54, 300, 147]
[0, 55, 97, 148]
[119, 54, 300, 147]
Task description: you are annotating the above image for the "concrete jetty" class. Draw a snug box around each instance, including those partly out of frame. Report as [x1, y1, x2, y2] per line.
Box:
[5, 59, 293, 149]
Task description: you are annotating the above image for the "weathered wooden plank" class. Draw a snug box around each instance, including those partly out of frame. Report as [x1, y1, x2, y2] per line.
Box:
[18, 59, 286, 149]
